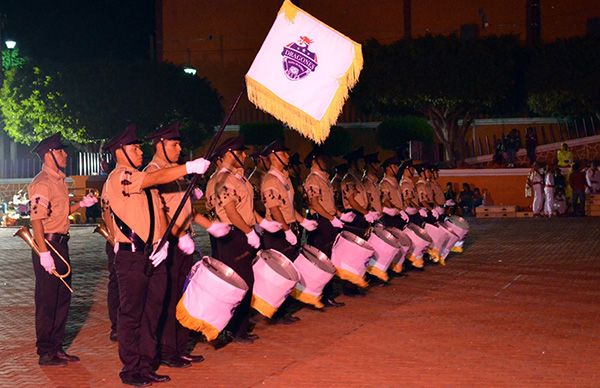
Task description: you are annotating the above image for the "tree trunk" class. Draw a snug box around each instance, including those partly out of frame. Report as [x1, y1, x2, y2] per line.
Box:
[425, 107, 473, 167]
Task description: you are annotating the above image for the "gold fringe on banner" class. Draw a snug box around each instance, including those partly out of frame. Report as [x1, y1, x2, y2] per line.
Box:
[246, 0, 363, 144]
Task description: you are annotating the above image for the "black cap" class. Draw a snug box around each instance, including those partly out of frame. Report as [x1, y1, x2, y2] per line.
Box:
[102, 123, 142, 153]
[414, 163, 428, 174]
[145, 122, 181, 143]
[214, 136, 248, 158]
[304, 147, 326, 167]
[32, 134, 66, 158]
[289, 152, 301, 167]
[343, 147, 364, 162]
[398, 159, 413, 174]
[261, 140, 289, 157]
[363, 152, 380, 165]
[333, 163, 349, 175]
[382, 156, 400, 169]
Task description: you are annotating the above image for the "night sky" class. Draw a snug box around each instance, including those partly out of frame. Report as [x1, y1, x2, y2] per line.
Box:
[1, 0, 155, 61]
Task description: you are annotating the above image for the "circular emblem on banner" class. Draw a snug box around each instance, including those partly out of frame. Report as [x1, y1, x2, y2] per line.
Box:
[281, 36, 318, 81]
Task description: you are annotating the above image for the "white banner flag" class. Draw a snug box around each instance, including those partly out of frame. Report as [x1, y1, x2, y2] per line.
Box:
[246, 0, 363, 143]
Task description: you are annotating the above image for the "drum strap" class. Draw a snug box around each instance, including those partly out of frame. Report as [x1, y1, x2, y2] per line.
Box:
[111, 189, 156, 251]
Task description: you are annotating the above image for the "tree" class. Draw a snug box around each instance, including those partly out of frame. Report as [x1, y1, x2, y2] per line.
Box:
[352, 35, 522, 165]
[239, 122, 285, 146]
[320, 125, 352, 156]
[376, 116, 434, 150]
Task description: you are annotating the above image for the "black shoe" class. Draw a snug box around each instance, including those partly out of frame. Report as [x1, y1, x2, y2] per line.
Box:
[211, 331, 233, 350]
[323, 298, 345, 308]
[160, 356, 191, 368]
[38, 353, 67, 367]
[280, 314, 300, 325]
[142, 371, 171, 383]
[245, 333, 260, 340]
[180, 354, 204, 363]
[233, 334, 255, 344]
[121, 373, 152, 387]
[109, 329, 118, 342]
[56, 350, 80, 362]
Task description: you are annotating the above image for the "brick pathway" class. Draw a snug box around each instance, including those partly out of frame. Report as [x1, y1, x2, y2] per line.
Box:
[0, 218, 599, 386]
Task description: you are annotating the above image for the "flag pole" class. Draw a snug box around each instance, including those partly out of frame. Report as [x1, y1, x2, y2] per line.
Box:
[151, 87, 246, 260]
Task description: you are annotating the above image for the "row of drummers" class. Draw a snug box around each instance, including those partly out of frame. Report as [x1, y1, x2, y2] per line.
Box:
[176, 138, 470, 344]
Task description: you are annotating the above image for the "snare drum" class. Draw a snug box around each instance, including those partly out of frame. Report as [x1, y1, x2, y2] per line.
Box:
[176, 257, 248, 341]
[331, 231, 375, 288]
[386, 227, 412, 273]
[403, 223, 433, 268]
[366, 225, 402, 281]
[251, 249, 300, 318]
[290, 245, 336, 308]
[423, 223, 450, 262]
[443, 215, 469, 252]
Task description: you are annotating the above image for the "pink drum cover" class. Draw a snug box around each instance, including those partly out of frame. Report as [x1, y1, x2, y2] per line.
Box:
[253, 250, 299, 312]
[367, 231, 400, 272]
[331, 232, 374, 277]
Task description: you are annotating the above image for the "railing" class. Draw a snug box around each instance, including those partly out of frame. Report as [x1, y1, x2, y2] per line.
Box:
[0, 152, 112, 179]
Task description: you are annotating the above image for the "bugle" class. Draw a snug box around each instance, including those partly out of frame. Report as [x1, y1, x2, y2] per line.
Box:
[93, 222, 114, 246]
[14, 226, 73, 293]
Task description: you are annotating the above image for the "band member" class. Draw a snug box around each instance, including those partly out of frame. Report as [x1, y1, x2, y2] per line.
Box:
[429, 166, 447, 217]
[362, 152, 383, 220]
[379, 156, 408, 230]
[340, 148, 370, 237]
[303, 148, 345, 307]
[144, 123, 229, 369]
[260, 140, 317, 323]
[212, 136, 264, 344]
[399, 161, 425, 269]
[288, 152, 306, 212]
[102, 123, 211, 386]
[28, 134, 98, 366]
[204, 155, 224, 257]
[526, 162, 544, 216]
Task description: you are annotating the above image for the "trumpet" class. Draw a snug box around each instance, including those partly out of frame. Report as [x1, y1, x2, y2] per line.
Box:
[14, 226, 74, 293]
[93, 222, 114, 246]
[87, 188, 100, 197]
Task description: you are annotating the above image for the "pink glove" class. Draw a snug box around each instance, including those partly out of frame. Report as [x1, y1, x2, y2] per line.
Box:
[79, 194, 98, 208]
[150, 240, 169, 267]
[39, 251, 55, 274]
[331, 217, 344, 228]
[259, 218, 282, 233]
[113, 242, 119, 254]
[364, 211, 380, 223]
[284, 229, 298, 245]
[300, 218, 318, 231]
[192, 187, 204, 200]
[399, 210, 410, 222]
[206, 222, 231, 238]
[185, 158, 211, 175]
[246, 230, 260, 249]
[382, 207, 399, 217]
[419, 208, 428, 218]
[177, 234, 196, 255]
[340, 212, 356, 223]
[445, 199, 455, 207]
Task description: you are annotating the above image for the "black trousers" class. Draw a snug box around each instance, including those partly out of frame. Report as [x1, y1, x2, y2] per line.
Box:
[215, 227, 256, 337]
[381, 214, 407, 230]
[106, 241, 119, 333]
[306, 215, 341, 299]
[342, 210, 370, 238]
[261, 226, 300, 261]
[158, 239, 193, 359]
[32, 238, 71, 357]
[116, 249, 167, 378]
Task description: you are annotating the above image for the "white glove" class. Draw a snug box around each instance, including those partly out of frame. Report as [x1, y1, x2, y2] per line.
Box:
[445, 199, 456, 207]
[177, 234, 196, 255]
[340, 212, 356, 223]
[192, 187, 204, 200]
[113, 242, 119, 254]
[300, 218, 318, 231]
[246, 229, 260, 249]
[39, 251, 55, 274]
[79, 194, 98, 208]
[382, 207, 400, 216]
[399, 210, 410, 222]
[364, 211, 380, 223]
[206, 222, 231, 237]
[431, 208, 440, 219]
[331, 217, 344, 228]
[185, 158, 211, 175]
[419, 208, 428, 218]
[150, 240, 169, 267]
[284, 229, 298, 245]
[259, 218, 282, 233]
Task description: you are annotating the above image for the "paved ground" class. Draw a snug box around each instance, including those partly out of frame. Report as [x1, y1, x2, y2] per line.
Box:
[0, 218, 599, 387]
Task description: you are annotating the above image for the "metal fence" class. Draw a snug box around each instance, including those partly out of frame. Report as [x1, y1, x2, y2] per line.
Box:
[0, 152, 112, 179]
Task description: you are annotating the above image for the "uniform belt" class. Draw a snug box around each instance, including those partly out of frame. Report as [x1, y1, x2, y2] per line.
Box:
[44, 233, 70, 244]
[117, 241, 146, 252]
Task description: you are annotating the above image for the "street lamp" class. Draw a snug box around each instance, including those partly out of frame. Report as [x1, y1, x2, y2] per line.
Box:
[5, 40, 16, 68]
[183, 66, 197, 76]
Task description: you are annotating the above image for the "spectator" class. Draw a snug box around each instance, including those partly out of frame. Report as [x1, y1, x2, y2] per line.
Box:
[493, 139, 505, 166]
[444, 182, 458, 215]
[458, 183, 475, 217]
[473, 187, 483, 208]
[569, 162, 586, 216]
[504, 128, 521, 168]
[481, 189, 493, 206]
[525, 127, 537, 165]
[585, 160, 599, 194]
[557, 143, 573, 168]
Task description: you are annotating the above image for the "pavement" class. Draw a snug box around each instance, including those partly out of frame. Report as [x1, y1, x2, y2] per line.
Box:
[0, 218, 599, 387]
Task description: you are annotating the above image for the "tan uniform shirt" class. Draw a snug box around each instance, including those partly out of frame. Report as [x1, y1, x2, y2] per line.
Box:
[379, 176, 404, 210]
[104, 163, 166, 244]
[205, 170, 219, 213]
[431, 179, 445, 206]
[261, 168, 296, 224]
[415, 178, 432, 204]
[28, 164, 70, 234]
[362, 174, 382, 212]
[214, 166, 256, 226]
[145, 157, 192, 237]
[341, 170, 369, 210]
[303, 170, 336, 217]
[400, 177, 417, 207]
